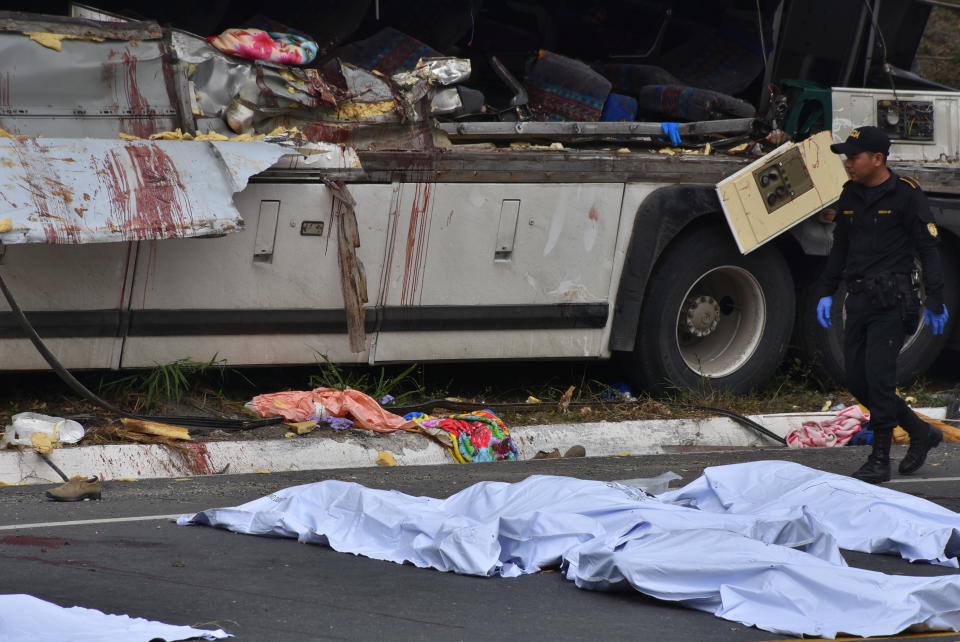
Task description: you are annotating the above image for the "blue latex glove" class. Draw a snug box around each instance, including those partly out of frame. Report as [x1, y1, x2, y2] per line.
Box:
[923, 304, 949, 336]
[816, 296, 832, 329]
[661, 122, 681, 147]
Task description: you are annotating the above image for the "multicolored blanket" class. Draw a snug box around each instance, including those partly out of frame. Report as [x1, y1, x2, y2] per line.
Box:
[207, 28, 318, 66]
[404, 410, 518, 463]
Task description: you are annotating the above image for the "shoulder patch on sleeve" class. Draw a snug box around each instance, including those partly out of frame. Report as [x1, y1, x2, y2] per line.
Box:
[928, 222, 939, 238]
[899, 176, 921, 189]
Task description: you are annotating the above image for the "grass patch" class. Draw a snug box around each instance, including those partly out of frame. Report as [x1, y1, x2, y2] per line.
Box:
[308, 354, 423, 405]
[99, 356, 230, 412]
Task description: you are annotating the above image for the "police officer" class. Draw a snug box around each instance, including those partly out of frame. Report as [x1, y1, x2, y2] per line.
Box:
[815, 125, 949, 484]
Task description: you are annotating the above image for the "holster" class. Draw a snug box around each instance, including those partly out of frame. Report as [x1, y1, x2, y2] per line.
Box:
[848, 273, 918, 317]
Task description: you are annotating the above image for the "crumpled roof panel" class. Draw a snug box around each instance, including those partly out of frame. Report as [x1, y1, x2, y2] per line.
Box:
[0, 137, 287, 244]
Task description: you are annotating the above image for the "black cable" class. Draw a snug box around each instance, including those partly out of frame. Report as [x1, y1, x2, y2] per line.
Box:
[38, 453, 69, 482]
[862, 0, 901, 105]
[0, 267, 280, 432]
[677, 403, 787, 445]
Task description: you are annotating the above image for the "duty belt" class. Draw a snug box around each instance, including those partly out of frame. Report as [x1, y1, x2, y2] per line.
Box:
[846, 273, 913, 294]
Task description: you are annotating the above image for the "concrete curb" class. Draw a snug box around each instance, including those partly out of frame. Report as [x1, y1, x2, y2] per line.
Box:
[0, 407, 946, 484]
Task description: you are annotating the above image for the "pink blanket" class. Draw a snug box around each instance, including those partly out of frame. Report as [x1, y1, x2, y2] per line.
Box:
[247, 388, 416, 433]
[786, 406, 868, 448]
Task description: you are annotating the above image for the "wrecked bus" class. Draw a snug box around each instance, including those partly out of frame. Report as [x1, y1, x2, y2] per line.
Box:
[0, 1, 957, 394]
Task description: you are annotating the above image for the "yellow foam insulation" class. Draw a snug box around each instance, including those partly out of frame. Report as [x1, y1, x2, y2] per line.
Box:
[286, 420, 318, 435]
[658, 146, 714, 156]
[23, 32, 105, 52]
[336, 100, 396, 120]
[147, 128, 192, 141]
[0, 219, 13, 234]
[510, 142, 564, 150]
[30, 432, 54, 455]
[0, 127, 27, 139]
[376, 450, 398, 466]
[122, 126, 302, 143]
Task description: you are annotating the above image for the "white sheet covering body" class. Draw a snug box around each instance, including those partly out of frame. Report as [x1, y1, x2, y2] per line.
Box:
[660, 460, 960, 566]
[180, 476, 839, 576]
[0, 594, 230, 642]
[178, 467, 960, 639]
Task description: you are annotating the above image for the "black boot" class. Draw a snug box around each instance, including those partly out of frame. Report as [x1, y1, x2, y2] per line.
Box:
[852, 428, 892, 484]
[898, 421, 943, 475]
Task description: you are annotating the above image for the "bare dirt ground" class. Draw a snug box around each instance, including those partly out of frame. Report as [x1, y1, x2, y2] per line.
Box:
[917, 6, 960, 89]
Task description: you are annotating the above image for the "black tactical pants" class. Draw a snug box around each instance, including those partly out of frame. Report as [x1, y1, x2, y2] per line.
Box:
[843, 291, 920, 434]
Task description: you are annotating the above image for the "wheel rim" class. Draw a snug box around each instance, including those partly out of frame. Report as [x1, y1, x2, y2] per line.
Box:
[675, 266, 766, 378]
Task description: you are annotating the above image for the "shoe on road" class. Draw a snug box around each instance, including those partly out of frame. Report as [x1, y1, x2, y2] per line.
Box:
[46, 476, 102, 502]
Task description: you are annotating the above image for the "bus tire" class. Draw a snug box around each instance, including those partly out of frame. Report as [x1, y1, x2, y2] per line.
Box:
[623, 225, 795, 395]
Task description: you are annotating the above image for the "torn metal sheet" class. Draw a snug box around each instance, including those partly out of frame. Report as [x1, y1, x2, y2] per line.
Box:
[392, 57, 471, 87]
[0, 13, 182, 139]
[171, 29, 339, 136]
[0, 138, 287, 244]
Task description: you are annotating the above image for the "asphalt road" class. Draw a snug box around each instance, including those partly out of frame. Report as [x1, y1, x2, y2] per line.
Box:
[3, 445, 960, 642]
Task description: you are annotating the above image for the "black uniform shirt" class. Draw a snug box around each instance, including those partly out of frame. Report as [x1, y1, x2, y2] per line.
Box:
[816, 171, 945, 312]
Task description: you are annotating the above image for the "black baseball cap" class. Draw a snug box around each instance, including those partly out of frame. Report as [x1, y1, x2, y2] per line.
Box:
[830, 126, 890, 156]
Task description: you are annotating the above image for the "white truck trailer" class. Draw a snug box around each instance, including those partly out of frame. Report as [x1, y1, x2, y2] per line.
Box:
[0, 2, 956, 394]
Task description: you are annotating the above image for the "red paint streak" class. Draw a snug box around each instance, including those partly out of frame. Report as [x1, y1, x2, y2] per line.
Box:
[182, 442, 213, 475]
[122, 52, 155, 139]
[255, 66, 280, 109]
[376, 184, 403, 305]
[100, 148, 131, 233]
[400, 183, 432, 306]
[126, 144, 192, 236]
[100, 143, 195, 241]
[301, 122, 352, 145]
[157, 40, 186, 129]
[10, 138, 81, 243]
[588, 205, 599, 221]
[298, 69, 337, 107]
[0, 535, 69, 548]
